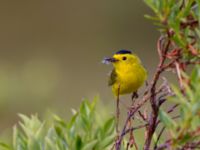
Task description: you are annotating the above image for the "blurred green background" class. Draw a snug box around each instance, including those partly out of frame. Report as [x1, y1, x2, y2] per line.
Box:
[0, 0, 158, 133]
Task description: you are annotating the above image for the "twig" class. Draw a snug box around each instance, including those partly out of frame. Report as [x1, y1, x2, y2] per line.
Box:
[155, 140, 172, 150]
[115, 85, 120, 150]
[157, 36, 165, 61]
[124, 123, 149, 136]
[116, 86, 120, 134]
[167, 104, 179, 114]
[138, 110, 148, 122]
[154, 127, 166, 149]
[126, 119, 138, 150]
[182, 141, 200, 149]
[185, 60, 200, 65]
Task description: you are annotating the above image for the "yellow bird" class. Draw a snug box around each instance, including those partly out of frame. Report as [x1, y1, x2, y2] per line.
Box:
[103, 50, 147, 96]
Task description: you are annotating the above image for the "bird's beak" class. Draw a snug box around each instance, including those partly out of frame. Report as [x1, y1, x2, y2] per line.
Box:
[102, 57, 119, 64]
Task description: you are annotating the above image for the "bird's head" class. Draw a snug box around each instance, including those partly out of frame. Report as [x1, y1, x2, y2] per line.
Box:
[103, 50, 141, 68]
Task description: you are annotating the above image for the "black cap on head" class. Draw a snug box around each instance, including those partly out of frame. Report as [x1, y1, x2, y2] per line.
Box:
[115, 49, 132, 54]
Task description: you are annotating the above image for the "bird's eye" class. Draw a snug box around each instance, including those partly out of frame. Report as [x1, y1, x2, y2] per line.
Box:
[122, 57, 127, 60]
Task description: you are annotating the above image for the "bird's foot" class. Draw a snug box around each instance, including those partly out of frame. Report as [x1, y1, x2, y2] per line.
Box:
[131, 92, 138, 106]
[131, 91, 139, 100]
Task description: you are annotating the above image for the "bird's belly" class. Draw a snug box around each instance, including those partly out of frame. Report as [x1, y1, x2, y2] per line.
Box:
[112, 70, 145, 95]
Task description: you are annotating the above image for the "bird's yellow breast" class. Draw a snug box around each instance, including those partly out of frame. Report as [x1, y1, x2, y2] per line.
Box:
[112, 63, 147, 95]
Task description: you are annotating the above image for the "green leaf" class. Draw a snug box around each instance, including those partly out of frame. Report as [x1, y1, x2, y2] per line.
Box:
[54, 126, 64, 138]
[35, 122, 45, 140]
[170, 84, 189, 107]
[44, 137, 55, 150]
[18, 114, 30, 125]
[80, 113, 91, 131]
[75, 135, 82, 150]
[191, 102, 200, 115]
[144, 14, 159, 21]
[0, 142, 11, 150]
[159, 109, 177, 130]
[178, 133, 191, 144]
[182, 82, 194, 103]
[144, 0, 159, 14]
[82, 140, 98, 150]
[67, 113, 78, 130]
[96, 133, 115, 149]
[90, 96, 98, 111]
[171, 34, 186, 48]
[80, 100, 91, 117]
[13, 126, 18, 150]
[190, 65, 200, 86]
[53, 114, 66, 127]
[103, 117, 115, 137]
[177, 0, 193, 18]
[27, 135, 41, 150]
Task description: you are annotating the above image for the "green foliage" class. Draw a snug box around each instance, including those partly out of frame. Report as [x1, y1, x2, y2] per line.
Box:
[159, 109, 177, 130]
[159, 66, 200, 148]
[143, 0, 200, 148]
[144, 0, 200, 57]
[0, 100, 115, 150]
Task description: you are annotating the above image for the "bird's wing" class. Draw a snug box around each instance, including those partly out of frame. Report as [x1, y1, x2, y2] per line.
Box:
[108, 69, 117, 86]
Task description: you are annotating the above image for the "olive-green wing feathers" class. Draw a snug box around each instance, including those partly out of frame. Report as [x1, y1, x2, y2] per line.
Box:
[108, 69, 117, 86]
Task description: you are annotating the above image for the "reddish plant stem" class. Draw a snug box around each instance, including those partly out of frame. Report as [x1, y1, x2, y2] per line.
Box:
[144, 38, 171, 150]
[182, 141, 200, 149]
